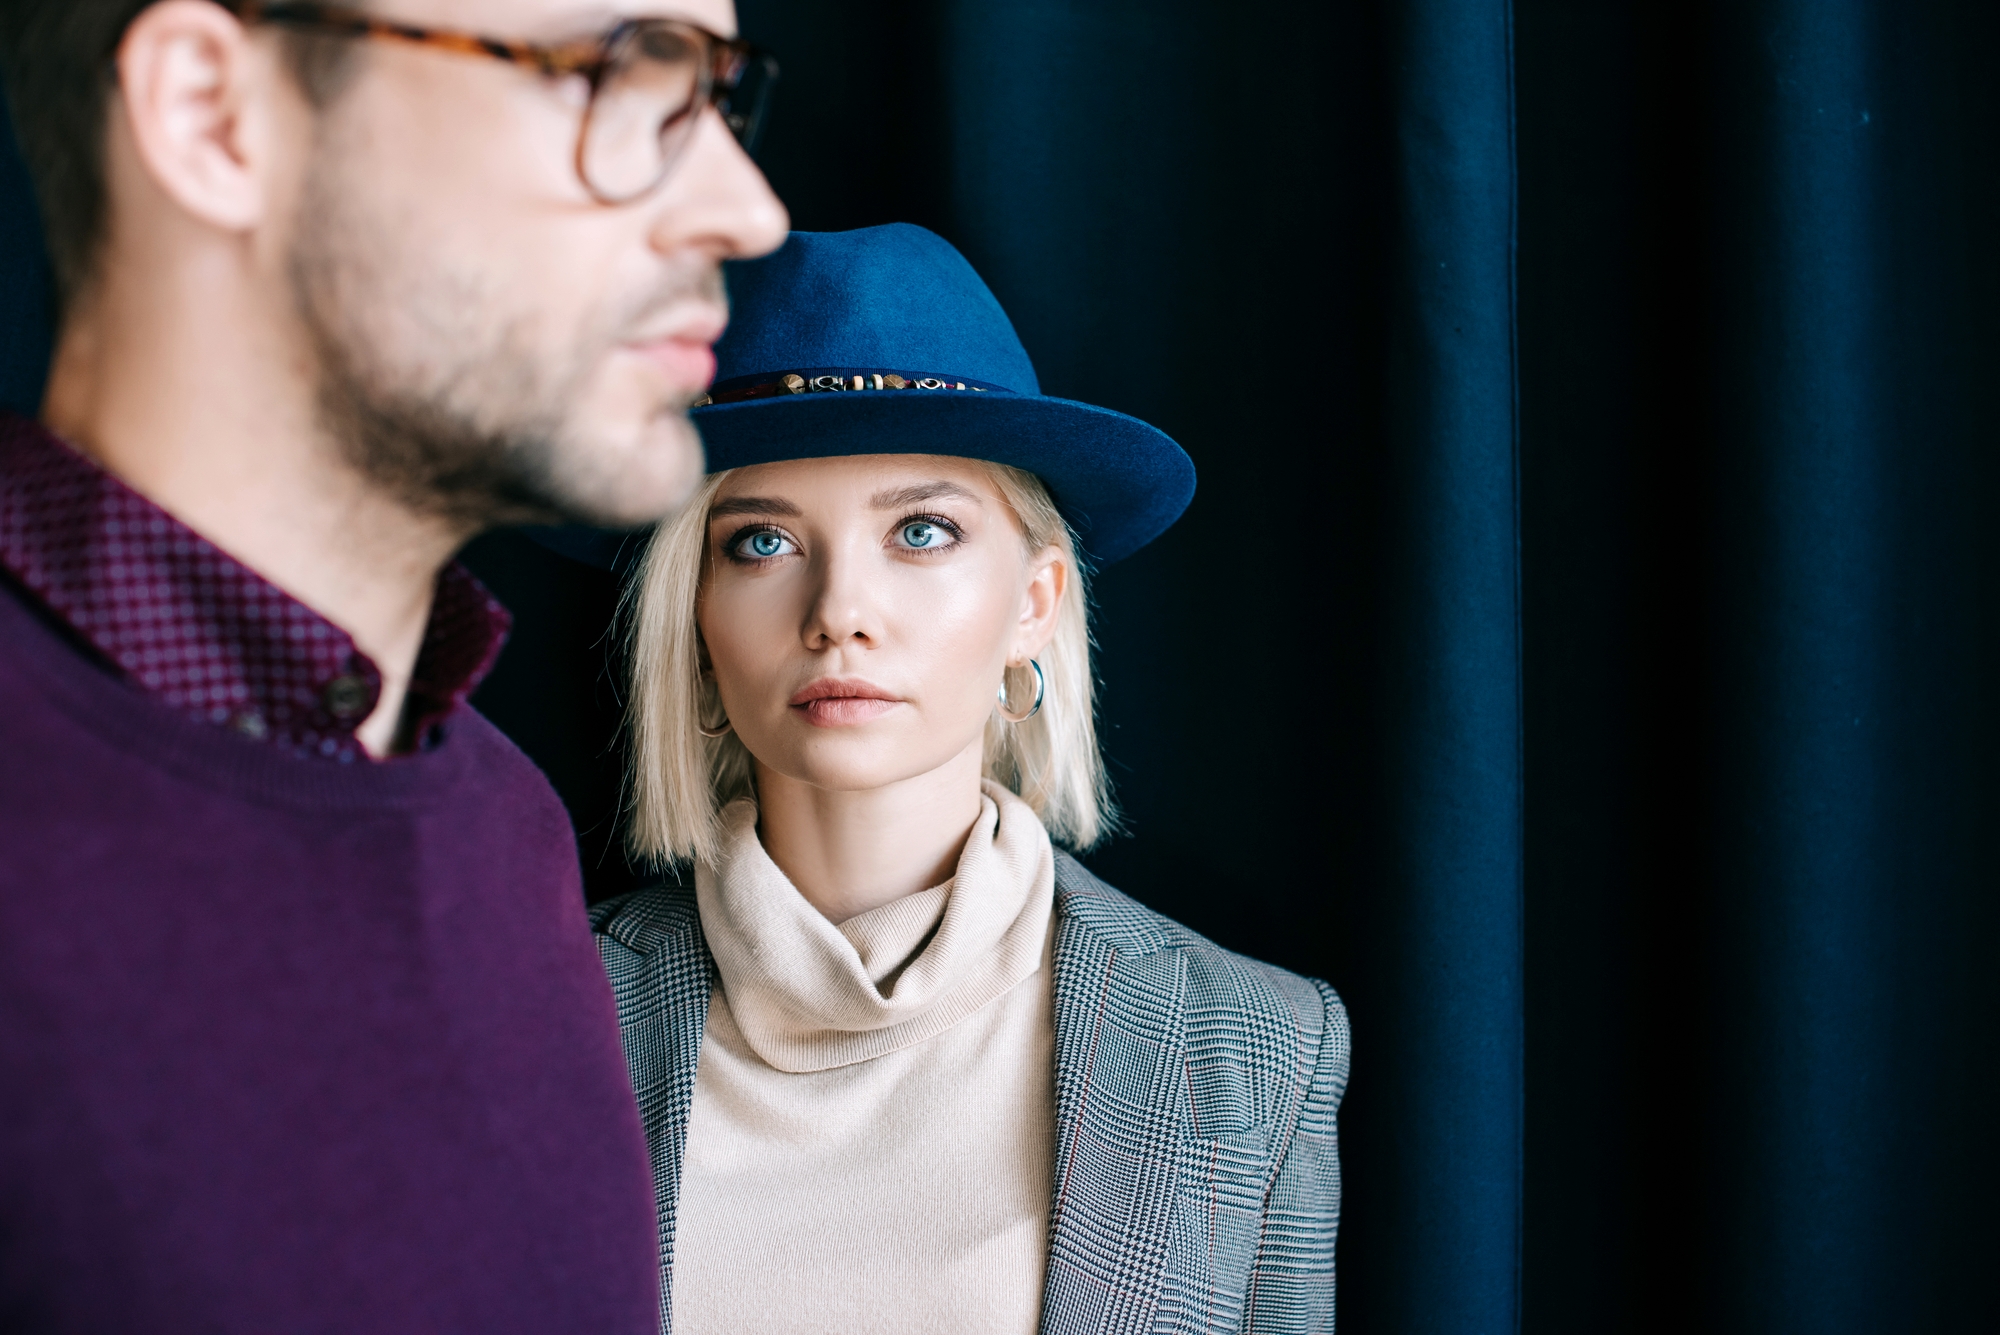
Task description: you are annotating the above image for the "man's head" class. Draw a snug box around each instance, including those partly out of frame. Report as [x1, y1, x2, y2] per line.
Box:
[0, 0, 788, 531]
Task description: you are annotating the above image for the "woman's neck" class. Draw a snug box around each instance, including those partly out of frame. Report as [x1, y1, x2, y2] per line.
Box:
[752, 740, 988, 924]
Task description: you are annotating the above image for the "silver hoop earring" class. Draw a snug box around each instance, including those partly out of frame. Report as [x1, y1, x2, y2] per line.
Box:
[997, 659, 1046, 723]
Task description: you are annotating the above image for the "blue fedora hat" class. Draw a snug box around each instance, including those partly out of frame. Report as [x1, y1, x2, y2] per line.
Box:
[534, 223, 1193, 569]
[691, 224, 1194, 563]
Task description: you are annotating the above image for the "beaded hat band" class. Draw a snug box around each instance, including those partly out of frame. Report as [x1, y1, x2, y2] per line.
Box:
[696, 371, 1003, 407]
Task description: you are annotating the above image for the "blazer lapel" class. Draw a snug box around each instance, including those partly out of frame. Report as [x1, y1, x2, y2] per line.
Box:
[597, 888, 713, 1335]
[1040, 875, 1190, 1335]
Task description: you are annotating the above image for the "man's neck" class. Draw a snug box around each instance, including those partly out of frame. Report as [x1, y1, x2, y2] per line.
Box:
[41, 262, 466, 758]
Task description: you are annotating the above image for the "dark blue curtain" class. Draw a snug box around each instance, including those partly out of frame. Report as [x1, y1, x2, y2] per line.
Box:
[1692, 0, 1998, 1326]
[1512, 0, 2000, 1329]
[5, 0, 1997, 1329]
[0, 90, 47, 415]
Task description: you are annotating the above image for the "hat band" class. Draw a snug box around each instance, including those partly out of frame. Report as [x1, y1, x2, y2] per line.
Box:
[696, 369, 1011, 407]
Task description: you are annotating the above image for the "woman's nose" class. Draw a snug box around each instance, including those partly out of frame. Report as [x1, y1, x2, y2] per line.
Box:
[800, 546, 882, 649]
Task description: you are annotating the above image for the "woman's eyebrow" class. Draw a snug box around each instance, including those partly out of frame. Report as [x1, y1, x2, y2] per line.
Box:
[870, 481, 985, 510]
[709, 496, 803, 520]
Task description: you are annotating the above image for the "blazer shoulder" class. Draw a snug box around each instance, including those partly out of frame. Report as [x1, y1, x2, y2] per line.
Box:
[1053, 851, 1348, 1091]
[589, 880, 702, 959]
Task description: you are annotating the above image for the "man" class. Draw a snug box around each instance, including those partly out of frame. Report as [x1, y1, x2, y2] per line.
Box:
[0, 1, 785, 1330]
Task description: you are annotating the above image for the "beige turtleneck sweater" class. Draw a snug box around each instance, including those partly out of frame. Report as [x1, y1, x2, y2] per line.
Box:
[671, 782, 1058, 1335]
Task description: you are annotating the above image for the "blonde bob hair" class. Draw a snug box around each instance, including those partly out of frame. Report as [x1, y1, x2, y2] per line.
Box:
[625, 459, 1116, 868]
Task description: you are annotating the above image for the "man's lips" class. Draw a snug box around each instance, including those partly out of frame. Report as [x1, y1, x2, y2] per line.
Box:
[789, 677, 903, 727]
[627, 336, 717, 392]
[624, 306, 728, 392]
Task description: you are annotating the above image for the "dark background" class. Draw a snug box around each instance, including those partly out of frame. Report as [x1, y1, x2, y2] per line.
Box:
[3, 0, 1991, 1330]
[461, 0, 2000, 1330]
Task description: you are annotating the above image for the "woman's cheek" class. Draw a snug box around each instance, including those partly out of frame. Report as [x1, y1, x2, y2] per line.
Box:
[907, 565, 1017, 721]
[699, 588, 773, 708]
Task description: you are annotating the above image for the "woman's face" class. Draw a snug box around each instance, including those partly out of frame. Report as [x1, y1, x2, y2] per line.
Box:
[698, 454, 1066, 795]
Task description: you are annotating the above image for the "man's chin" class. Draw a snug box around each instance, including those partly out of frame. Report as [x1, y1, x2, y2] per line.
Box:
[544, 416, 710, 530]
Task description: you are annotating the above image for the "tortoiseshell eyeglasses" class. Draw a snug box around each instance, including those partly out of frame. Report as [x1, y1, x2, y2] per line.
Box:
[232, 2, 777, 204]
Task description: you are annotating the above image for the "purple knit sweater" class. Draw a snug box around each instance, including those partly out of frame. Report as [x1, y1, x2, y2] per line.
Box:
[0, 580, 660, 1331]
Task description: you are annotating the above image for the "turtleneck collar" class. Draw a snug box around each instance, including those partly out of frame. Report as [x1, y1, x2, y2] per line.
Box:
[694, 780, 1056, 1074]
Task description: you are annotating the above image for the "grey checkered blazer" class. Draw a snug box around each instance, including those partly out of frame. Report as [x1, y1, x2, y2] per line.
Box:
[592, 851, 1350, 1334]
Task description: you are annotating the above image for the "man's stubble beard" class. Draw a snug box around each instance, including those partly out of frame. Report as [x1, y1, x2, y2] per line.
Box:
[286, 157, 717, 535]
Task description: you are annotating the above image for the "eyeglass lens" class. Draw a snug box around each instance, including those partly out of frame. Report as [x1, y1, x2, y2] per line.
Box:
[580, 24, 774, 203]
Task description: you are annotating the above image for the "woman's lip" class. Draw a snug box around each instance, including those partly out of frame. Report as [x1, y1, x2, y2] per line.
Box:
[788, 678, 903, 728]
[795, 696, 901, 727]
[789, 678, 900, 707]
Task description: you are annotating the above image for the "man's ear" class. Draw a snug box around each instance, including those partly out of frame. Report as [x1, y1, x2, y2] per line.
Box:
[115, 0, 281, 232]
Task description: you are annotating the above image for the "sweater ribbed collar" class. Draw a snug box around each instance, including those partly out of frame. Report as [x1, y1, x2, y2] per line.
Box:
[694, 781, 1055, 1074]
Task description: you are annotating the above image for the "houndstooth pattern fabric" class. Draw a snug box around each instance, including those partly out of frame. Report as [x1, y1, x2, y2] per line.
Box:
[593, 885, 713, 1331]
[594, 853, 1348, 1334]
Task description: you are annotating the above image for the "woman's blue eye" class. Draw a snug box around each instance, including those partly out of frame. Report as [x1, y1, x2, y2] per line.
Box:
[901, 522, 940, 548]
[740, 531, 792, 558]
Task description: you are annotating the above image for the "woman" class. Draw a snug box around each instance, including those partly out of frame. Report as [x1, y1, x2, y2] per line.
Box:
[595, 224, 1348, 1335]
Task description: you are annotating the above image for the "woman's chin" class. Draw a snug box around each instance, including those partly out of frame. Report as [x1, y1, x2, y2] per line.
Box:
[753, 736, 979, 797]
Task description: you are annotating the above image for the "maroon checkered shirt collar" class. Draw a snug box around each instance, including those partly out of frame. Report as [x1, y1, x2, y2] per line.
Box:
[0, 413, 511, 763]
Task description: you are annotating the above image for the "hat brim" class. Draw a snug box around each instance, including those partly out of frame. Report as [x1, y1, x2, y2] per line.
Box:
[690, 390, 1194, 564]
[525, 389, 1194, 572]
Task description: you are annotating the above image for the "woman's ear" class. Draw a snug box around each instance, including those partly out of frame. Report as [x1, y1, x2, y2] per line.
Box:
[1013, 546, 1068, 663]
[115, 0, 287, 233]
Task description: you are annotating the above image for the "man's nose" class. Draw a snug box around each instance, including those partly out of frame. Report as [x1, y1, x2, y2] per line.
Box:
[647, 107, 789, 262]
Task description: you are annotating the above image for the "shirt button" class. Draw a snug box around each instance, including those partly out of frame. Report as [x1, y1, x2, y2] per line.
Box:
[322, 675, 375, 721]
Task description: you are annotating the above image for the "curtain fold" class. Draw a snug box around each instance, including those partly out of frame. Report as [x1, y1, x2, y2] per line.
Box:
[1513, 0, 1999, 1327]
[1372, 0, 1525, 1331]
[1697, 0, 1996, 1327]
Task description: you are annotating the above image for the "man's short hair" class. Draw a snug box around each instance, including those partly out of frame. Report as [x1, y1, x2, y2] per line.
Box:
[0, 1, 353, 310]
[0, 2, 159, 307]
